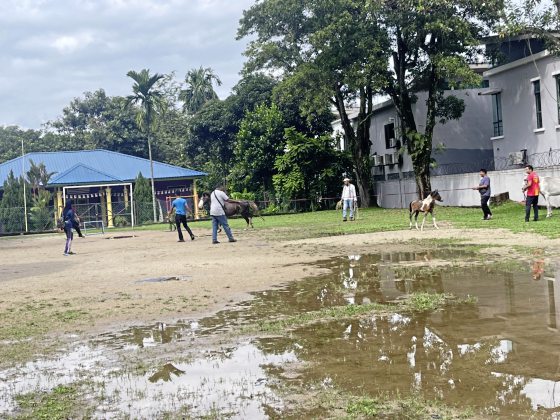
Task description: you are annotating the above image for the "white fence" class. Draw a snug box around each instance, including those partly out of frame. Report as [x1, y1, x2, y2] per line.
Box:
[376, 166, 560, 208]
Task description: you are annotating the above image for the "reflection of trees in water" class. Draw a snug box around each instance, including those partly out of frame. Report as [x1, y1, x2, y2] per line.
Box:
[266, 311, 536, 416]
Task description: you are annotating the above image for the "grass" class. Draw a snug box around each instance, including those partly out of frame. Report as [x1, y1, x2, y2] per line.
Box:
[107, 200, 560, 240]
[15, 384, 91, 420]
[244, 293, 476, 334]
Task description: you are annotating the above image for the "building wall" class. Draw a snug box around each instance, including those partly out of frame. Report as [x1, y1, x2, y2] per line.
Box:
[486, 54, 560, 162]
[371, 89, 494, 178]
[376, 166, 560, 208]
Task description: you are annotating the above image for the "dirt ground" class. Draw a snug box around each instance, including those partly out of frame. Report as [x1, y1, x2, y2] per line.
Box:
[2, 225, 560, 334]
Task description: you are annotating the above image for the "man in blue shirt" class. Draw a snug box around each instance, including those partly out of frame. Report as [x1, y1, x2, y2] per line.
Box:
[171, 191, 195, 242]
[472, 168, 492, 220]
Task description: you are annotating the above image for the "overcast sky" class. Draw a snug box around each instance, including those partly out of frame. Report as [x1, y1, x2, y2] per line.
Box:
[0, 0, 255, 129]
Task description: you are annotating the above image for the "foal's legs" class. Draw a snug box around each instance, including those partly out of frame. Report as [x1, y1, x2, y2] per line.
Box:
[432, 212, 439, 230]
[420, 212, 427, 231]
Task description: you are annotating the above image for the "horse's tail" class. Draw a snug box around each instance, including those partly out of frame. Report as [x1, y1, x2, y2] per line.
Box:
[249, 201, 265, 222]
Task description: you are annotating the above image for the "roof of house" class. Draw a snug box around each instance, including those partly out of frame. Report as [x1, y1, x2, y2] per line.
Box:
[0, 149, 206, 187]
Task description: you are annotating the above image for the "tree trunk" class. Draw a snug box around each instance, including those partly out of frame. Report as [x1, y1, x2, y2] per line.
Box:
[333, 83, 373, 207]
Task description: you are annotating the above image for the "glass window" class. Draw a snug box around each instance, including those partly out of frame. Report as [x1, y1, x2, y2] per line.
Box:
[384, 123, 395, 149]
[533, 80, 543, 129]
[492, 93, 503, 137]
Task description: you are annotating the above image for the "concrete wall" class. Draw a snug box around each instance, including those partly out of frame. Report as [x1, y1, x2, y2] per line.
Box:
[372, 89, 494, 177]
[485, 54, 560, 162]
[376, 166, 560, 208]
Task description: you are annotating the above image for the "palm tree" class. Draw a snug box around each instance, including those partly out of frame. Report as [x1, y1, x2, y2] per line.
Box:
[179, 67, 222, 114]
[126, 69, 166, 223]
[26, 159, 57, 197]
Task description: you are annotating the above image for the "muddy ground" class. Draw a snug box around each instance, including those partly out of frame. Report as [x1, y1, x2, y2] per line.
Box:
[1, 225, 559, 334]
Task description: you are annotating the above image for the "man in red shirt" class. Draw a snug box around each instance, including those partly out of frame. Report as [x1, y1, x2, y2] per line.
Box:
[523, 165, 540, 222]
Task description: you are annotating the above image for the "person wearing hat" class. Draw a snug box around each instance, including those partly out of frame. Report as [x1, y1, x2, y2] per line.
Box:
[341, 177, 357, 221]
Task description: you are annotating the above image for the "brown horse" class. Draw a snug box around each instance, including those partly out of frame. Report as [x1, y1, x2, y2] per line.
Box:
[409, 190, 443, 231]
[198, 192, 263, 228]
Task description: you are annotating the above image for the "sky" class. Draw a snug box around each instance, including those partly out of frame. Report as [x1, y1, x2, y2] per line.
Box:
[0, 0, 255, 129]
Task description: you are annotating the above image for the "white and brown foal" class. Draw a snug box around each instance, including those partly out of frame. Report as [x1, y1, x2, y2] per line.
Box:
[409, 190, 443, 231]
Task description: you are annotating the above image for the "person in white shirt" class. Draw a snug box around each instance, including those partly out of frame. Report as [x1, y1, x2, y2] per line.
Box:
[341, 177, 357, 221]
[210, 186, 237, 244]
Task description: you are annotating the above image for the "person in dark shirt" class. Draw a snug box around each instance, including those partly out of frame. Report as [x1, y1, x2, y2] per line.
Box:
[472, 169, 492, 220]
[62, 200, 76, 255]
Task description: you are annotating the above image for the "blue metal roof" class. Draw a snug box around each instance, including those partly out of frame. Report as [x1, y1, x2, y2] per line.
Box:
[0, 150, 206, 187]
[49, 163, 123, 185]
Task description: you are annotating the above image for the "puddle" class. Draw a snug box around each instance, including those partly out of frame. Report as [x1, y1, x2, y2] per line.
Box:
[2, 247, 560, 418]
[135, 275, 192, 284]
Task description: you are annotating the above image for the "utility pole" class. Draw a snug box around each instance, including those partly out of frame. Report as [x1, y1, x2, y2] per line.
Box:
[21, 139, 28, 233]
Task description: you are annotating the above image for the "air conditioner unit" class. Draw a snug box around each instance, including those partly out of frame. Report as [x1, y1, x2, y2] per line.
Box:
[384, 153, 394, 165]
[509, 151, 524, 165]
[393, 151, 400, 164]
[373, 155, 384, 166]
[388, 138, 397, 148]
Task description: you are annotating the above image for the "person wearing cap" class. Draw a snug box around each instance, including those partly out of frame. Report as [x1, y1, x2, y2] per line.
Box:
[341, 177, 357, 221]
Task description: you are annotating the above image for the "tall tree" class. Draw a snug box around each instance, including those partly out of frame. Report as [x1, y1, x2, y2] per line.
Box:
[126, 69, 166, 222]
[380, 0, 503, 197]
[238, 0, 387, 206]
[232, 103, 286, 195]
[179, 67, 222, 114]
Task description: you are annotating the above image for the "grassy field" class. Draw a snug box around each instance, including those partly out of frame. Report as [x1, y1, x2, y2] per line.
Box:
[129, 200, 559, 240]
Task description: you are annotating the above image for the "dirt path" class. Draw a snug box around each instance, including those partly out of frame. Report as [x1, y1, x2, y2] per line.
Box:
[1, 225, 558, 333]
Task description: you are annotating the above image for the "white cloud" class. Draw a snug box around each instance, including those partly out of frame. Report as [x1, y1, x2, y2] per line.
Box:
[0, 0, 255, 128]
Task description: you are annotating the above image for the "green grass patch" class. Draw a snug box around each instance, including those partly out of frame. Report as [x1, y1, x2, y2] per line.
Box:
[114, 200, 560, 240]
[15, 384, 91, 420]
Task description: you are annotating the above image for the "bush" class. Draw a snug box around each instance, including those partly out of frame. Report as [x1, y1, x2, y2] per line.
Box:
[230, 190, 256, 201]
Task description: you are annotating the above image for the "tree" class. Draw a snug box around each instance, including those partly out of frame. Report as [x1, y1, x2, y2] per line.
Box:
[232, 103, 286, 195]
[133, 172, 154, 224]
[379, 0, 502, 197]
[0, 170, 31, 233]
[274, 128, 352, 201]
[504, 0, 560, 49]
[26, 159, 56, 197]
[48, 89, 148, 158]
[238, 0, 387, 206]
[179, 67, 222, 114]
[127, 69, 166, 222]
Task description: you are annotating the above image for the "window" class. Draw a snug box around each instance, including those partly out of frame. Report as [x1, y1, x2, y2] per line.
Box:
[384, 123, 395, 149]
[491, 93, 503, 137]
[533, 80, 543, 129]
[556, 75, 560, 124]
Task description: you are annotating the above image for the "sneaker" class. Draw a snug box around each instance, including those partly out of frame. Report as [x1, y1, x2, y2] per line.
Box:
[350, 217, 354, 221]
[229, 239, 237, 243]
[213, 241, 220, 244]
[63, 253, 69, 256]
[68, 251, 76, 255]
[343, 218, 347, 222]
[487, 215, 492, 220]
[191, 235, 195, 241]
[178, 239, 185, 242]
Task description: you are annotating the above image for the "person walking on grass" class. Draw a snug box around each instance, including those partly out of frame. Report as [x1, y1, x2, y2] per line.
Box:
[523, 165, 540, 222]
[171, 190, 195, 242]
[341, 177, 357, 222]
[210, 186, 236, 244]
[472, 169, 492, 220]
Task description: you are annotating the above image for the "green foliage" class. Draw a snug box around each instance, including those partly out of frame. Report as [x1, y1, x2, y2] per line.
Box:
[29, 189, 53, 231]
[179, 67, 222, 114]
[0, 170, 32, 233]
[133, 172, 154, 224]
[232, 103, 286, 195]
[230, 190, 256, 201]
[274, 128, 352, 200]
[346, 398, 383, 417]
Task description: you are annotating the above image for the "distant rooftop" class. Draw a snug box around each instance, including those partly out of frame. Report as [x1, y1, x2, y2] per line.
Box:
[0, 150, 206, 187]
